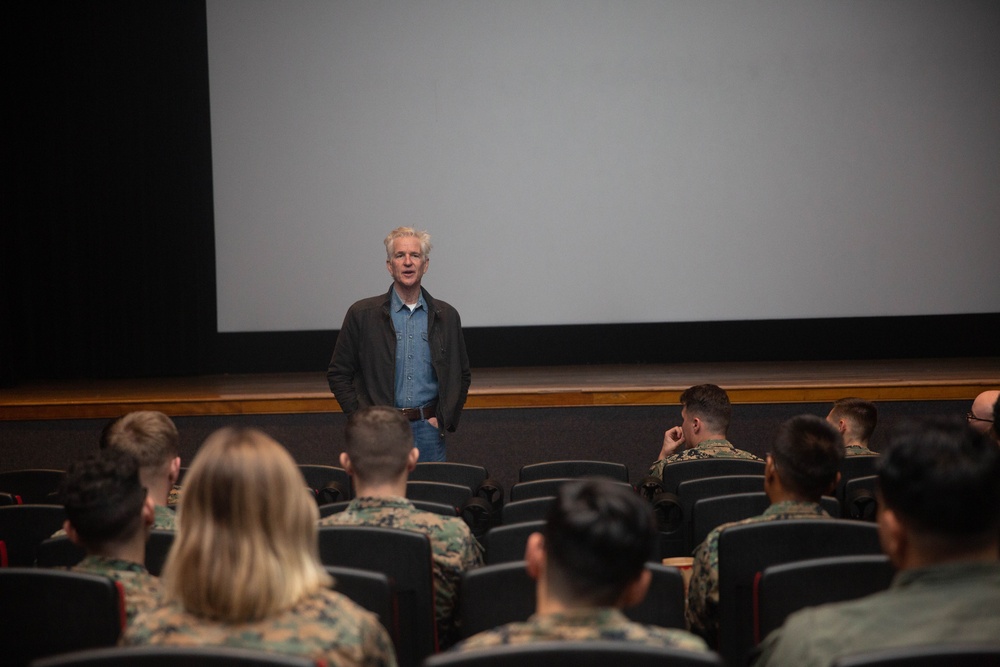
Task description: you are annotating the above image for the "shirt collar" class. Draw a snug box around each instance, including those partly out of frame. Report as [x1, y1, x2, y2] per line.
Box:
[391, 287, 425, 313]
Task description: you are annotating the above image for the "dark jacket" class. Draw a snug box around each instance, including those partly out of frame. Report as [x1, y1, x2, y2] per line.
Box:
[327, 287, 471, 432]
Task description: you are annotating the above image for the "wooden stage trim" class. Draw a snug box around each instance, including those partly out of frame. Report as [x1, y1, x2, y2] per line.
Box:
[1, 358, 996, 421]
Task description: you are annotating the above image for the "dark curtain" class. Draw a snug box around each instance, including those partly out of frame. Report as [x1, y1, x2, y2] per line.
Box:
[3, 1, 216, 384]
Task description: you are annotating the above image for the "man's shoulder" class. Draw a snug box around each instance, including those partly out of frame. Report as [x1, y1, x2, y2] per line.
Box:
[347, 292, 391, 313]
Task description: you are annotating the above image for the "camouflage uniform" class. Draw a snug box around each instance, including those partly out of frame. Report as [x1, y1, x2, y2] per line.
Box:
[686, 500, 831, 645]
[754, 562, 1000, 667]
[318, 496, 484, 644]
[152, 504, 176, 530]
[72, 554, 161, 626]
[124, 587, 397, 667]
[450, 608, 709, 653]
[648, 439, 762, 480]
[844, 444, 877, 456]
[166, 484, 182, 506]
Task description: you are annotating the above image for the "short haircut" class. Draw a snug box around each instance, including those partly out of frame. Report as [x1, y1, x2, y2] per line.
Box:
[830, 397, 878, 443]
[384, 226, 432, 260]
[770, 415, 844, 501]
[101, 411, 179, 471]
[543, 478, 656, 607]
[680, 384, 731, 435]
[878, 416, 1000, 540]
[163, 427, 330, 622]
[59, 449, 147, 550]
[344, 406, 414, 484]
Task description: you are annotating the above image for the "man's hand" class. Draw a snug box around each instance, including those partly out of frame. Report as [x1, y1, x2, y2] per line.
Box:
[659, 426, 685, 459]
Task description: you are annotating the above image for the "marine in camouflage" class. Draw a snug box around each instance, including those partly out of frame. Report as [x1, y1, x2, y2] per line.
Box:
[844, 444, 877, 456]
[648, 438, 762, 479]
[318, 496, 484, 644]
[72, 554, 161, 626]
[124, 587, 396, 667]
[152, 503, 176, 530]
[685, 499, 831, 645]
[450, 607, 709, 652]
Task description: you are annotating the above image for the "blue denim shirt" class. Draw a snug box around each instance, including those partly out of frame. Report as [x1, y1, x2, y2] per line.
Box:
[390, 288, 439, 409]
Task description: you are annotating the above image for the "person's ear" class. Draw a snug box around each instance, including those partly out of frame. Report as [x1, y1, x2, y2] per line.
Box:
[141, 495, 155, 529]
[339, 452, 354, 475]
[837, 419, 848, 435]
[690, 416, 701, 434]
[877, 503, 906, 567]
[619, 567, 652, 608]
[63, 520, 82, 546]
[407, 447, 420, 471]
[168, 456, 181, 485]
[524, 532, 545, 581]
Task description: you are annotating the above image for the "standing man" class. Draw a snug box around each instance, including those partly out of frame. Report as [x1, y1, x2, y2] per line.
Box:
[328, 227, 472, 462]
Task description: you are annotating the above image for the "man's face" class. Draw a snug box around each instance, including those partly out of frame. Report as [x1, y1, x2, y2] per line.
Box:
[386, 236, 428, 292]
[968, 392, 996, 436]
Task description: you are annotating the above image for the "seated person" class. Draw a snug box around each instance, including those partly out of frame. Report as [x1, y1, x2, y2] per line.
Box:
[754, 416, 1000, 667]
[124, 427, 396, 667]
[967, 389, 999, 444]
[686, 414, 844, 645]
[649, 384, 760, 480]
[450, 478, 709, 653]
[826, 397, 879, 456]
[101, 411, 183, 526]
[319, 406, 483, 647]
[59, 448, 160, 625]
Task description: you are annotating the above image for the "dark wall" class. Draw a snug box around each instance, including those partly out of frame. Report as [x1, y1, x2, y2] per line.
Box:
[0, 400, 966, 499]
[3, 1, 996, 386]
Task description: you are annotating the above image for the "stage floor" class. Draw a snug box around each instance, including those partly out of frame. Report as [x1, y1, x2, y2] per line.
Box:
[2, 358, 997, 421]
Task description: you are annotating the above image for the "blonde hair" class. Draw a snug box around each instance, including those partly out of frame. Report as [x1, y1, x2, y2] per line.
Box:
[162, 427, 331, 622]
[384, 227, 432, 260]
[103, 410, 179, 470]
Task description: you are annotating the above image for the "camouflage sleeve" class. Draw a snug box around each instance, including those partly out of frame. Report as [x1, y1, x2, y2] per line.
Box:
[685, 528, 721, 647]
[352, 609, 398, 667]
[648, 458, 667, 480]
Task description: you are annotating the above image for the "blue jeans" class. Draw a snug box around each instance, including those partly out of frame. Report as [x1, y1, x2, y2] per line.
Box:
[411, 419, 446, 462]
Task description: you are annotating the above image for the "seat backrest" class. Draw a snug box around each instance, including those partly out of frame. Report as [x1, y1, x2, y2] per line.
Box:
[482, 520, 545, 565]
[31, 645, 321, 667]
[36, 535, 86, 568]
[298, 464, 352, 503]
[0, 504, 67, 567]
[677, 475, 765, 552]
[754, 554, 895, 643]
[518, 460, 629, 483]
[423, 640, 725, 667]
[409, 463, 489, 493]
[457, 561, 686, 640]
[660, 459, 766, 494]
[842, 475, 879, 521]
[509, 479, 633, 503]
[144, 529, 175, 576]
[690, 493, 841, 550]
[835, 455, 880, 503]
[0, 567, 124, 665]
[500, 497, 556, 526]
[324, 565, 397, 646]
[716, 519, 882, 667]
[406, 481, 472, 509]
[316, 525, 436, 667]
[0, 469, 66, 505]
[830, 643, 1000, 667]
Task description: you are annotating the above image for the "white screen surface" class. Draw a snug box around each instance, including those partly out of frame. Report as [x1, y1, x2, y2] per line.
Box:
[208, 1, 1000, 332]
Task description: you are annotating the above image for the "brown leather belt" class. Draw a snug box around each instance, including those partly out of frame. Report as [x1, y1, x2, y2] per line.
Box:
[400, 403, 437, 422]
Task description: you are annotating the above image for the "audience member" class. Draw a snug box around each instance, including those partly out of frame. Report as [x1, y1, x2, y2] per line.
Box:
[101, 411, 181, 527]
[125, 427, 396, 667]
[58, 449, 160, 625]
[826, 397, 878, 455]
[686, 414, 844, 645]
[450, 478, 709, 653]
[968, 389, 999, 444]
[320, 406, 483, 647]
[649, 384, 761, 480]
[754, 417, 1000, 667]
